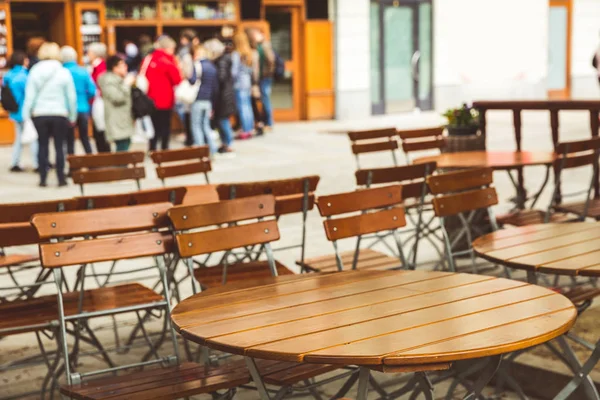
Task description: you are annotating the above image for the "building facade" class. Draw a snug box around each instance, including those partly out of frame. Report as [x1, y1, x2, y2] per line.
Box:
[333, 0, 600, 120]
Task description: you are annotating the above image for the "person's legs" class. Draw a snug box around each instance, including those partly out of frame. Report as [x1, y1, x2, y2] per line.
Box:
[66, 124, 75, 155]
[34, 117, 50, 185]
[260, 78, 274, 127]
[92, 122, 110, 153]
[10, 122, 23, 170]
[149, 110, 161, 151]
[115, 139, 131, 152]
[159, 110, 172, 150]
[200, 102, 217, 154]
[218, 117, 234, 149]
[52, 117, 68, 185]
[236, 89, 254, 133]
[184, 112, 193, 146]
[30, 134, 39, 170]
[191, 101, 217, 154]
[77, 113, 93, 154]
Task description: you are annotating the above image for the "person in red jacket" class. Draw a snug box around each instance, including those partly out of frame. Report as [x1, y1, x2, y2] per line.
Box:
[145, 35, 182, 151]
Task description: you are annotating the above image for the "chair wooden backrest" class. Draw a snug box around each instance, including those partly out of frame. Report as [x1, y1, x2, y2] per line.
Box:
[150, 146, 212, 186]
[427, 168, 498, 218]
[355, 162, 437, 201]
[0, 198, 78, 224]
[30, 203, 177, 387]
[347, 128, 399, 168]
[316, 186, 407, 271]
[68, 152, 146, 195]
[169, 195, 279, 258]
[547, 137, 600, 220]
[397, 127, 445, 164]
[75, 187, 187, 210]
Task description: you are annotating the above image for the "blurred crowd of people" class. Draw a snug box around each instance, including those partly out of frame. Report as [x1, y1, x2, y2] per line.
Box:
[4, 28, 276, 187]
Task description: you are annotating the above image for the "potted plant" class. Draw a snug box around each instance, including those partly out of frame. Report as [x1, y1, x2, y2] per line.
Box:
[443, 104, 480, 136]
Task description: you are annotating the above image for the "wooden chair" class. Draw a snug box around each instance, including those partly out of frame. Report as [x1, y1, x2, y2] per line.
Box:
[68, 151, 146, 195]
[75, 186, 187, 210]
[216, 175, 320, 272]
[347, 128, 399, 168]
[168, 195, 292, 291]
[355, 162, 441, 269]
[297, 185, 408, 272]
[498, 137, 600, 227]
[397, 126, 445, 164]
[150, 146, 211, 186]
[29, 203, 250, 400]
[427, 168, 500, 273]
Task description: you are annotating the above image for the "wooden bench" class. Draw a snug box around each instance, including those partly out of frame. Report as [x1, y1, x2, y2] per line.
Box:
[150, 146, 211, 186]
[298, 185, 408, 272]
[68, 152, 146, 195]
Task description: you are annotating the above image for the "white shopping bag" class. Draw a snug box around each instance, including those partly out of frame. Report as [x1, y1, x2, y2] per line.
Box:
[133, 116, 155, 143]
[21, 119, 38, 145]
[91, 96, 105, 132]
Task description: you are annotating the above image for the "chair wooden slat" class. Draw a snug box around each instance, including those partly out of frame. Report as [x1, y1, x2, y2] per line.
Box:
[355, 163, 437, 186]
[348, 128, 397, 141]
[32, 203, 172, 239]
[317, 185, 402, 217]
[40, 232, 174, 268]
[0, 199, 78, 224]
[71, 166, 146, 184]
[401, 138, 445, 153]
[427, 168, 494, 194]
[76, 187, 187, 209]
[169, 195, 275, 230]
[554, 152, 597, 170]
[0, 223, 39, 247]
[68, 152, 145, 169]
[556, 137, 600, 154]
[175, 220, 280, 257]
[150, 146, 210, 164]
[351, 140, 398, 155]
[397, 127, 445, 140]
[323, 208, 407, 241]
[432, 187, 498, 218]
[216, 176, 320, 199]
[275, 193, 316, 216]
[156, 161, 212, 179]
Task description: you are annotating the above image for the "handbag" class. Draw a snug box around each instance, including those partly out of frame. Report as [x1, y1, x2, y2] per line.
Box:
[21, 67, 60, 145]
[91, 95, 105, 131]
[175, 61, 202, 105]
[136, 56, 152, 94]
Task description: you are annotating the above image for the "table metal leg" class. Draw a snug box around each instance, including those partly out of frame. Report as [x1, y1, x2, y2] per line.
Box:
[526, 270, 538, 285]
[245, 357, 271, 400]
[357, 367, 370, 400]
[555, 336, 600, 400]
[463, 355, 502, 400]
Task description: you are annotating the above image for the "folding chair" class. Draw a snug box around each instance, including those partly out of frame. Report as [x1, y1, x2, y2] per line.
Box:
[150, 146, 212, 186]
[31, 203, 249, 400]
[397, 126, 445, 164]
[75, 186, 187, 210]
[68, 151, 146, 195]
[297, 185, 408, 272]
[0, 199, 77, 302]
[355, 162, 442, 269]
[216, 175, 320, 272]
[347, 128, 399, 168]
[168, 195, 292, 292]
[427, 167, 500, 273]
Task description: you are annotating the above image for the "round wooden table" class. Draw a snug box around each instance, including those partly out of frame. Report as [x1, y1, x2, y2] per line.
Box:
[473, 222, 600, 400]
[172, 270, 576, 400]
[413, 151, 556, 170]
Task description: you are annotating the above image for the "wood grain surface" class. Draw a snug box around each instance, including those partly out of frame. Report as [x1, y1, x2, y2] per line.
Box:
[474, 222, 600, 277]
[414, 151, 556, 170]
[172, 270, 575, 367]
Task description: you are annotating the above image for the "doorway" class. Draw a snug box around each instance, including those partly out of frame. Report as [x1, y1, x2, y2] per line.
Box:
[10, 2, 68, 52]
[265, 6, 301, 121]
[370, 0, 433, 114]
[548, 0, 571, 99]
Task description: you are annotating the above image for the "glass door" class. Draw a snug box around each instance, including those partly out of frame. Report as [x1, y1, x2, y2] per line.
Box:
[266, 6, 301, 121]
[371, 0, 432, 114]
[548, 0, 571, 99]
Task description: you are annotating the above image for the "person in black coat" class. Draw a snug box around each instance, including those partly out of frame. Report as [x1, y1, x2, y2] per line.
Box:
[205, 38, 236, 154]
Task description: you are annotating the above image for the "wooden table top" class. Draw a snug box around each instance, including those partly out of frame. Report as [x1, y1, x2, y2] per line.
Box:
[172, 270, 576, 367]
[414, 151, 556, 170]
[474, 222, 600, 277]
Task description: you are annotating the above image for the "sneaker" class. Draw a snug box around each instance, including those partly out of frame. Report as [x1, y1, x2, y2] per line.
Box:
[236, 132, 253, 140]
[58, 180, 68, 188]
[9, 165, 24, 172]
[39, 182, 47, 188]
[217, 146, 236, 158]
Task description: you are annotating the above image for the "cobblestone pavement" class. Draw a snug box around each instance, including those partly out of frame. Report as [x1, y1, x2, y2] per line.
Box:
[2, 110, 596, 399]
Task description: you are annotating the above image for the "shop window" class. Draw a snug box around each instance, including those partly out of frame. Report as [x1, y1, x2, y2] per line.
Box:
[241, 0, 261, 20]
[306, 0, 328, 20]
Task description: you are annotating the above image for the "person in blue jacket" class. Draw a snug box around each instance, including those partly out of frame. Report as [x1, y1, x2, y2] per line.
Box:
[60, 46, 95, 155]
[5, 51, 38, 172]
